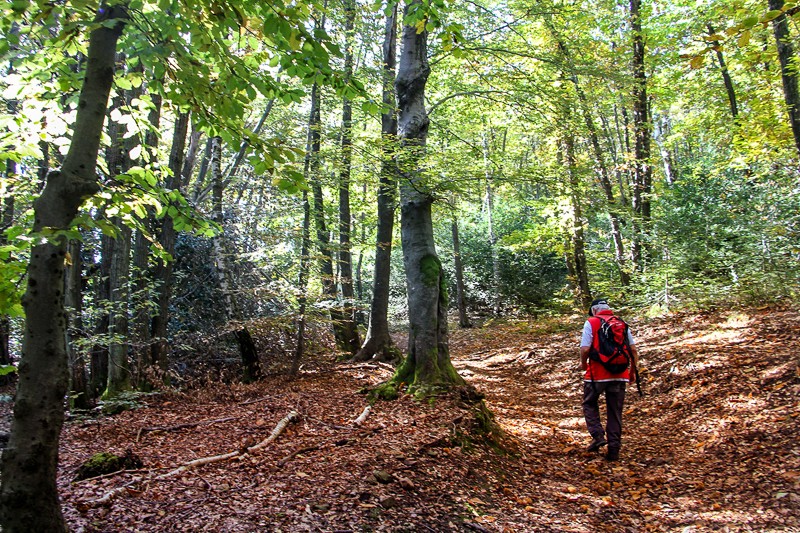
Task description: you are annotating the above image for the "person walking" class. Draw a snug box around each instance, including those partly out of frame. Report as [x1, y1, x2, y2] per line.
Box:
[580, 298, 639, 461]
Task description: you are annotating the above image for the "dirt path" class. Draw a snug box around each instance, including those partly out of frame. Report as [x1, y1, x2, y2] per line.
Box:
[51, 308, 800, 531]
[452, 310, 800, 532]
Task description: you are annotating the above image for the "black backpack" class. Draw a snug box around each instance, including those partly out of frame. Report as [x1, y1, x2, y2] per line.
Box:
[588, 315, 631, 374]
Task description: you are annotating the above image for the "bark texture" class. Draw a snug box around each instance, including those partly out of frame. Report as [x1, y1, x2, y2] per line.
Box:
[337, 0, 361, 355]
[150, 111, 189, 380]
[630, 0, 652, 268]
[354, 3, 400, 363]
[0, 6, 127, 530]
[769, 0, 800, 157]
[394, 1, 464, 394]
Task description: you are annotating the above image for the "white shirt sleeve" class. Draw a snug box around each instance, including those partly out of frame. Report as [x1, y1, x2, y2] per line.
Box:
[580, 321, 593, 347]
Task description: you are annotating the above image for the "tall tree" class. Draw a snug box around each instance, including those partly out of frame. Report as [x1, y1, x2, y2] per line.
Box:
[768, 0, 800, 157]
[630, 0, 653, 268]
[354, 2, 400, 363]
[336, 0, 361, 355]
[210, 136, 261, 382]
[150, 111, 190, 381]
[388, 0, 464, 395]
[0, 5, 128, 530]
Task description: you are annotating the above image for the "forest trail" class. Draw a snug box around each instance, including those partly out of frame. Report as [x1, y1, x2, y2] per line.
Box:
[52, 308, 800, 532]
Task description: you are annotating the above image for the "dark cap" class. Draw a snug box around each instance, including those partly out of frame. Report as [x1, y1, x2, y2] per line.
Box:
[588, 299, 610, 316]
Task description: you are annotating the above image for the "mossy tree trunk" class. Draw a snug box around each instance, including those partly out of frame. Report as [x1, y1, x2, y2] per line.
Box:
[0, 6, 128, 530]
[390, 0, 464, 396]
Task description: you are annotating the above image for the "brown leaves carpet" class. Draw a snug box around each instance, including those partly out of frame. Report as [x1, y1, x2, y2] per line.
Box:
[43, 308, 800, 531]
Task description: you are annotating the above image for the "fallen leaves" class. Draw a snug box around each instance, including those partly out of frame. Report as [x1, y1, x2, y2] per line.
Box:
[27, 308, 798, 531]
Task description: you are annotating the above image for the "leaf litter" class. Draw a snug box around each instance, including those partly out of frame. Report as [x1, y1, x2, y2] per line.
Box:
[4, 307, 798, 532]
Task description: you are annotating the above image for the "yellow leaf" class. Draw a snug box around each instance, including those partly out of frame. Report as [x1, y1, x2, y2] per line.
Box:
[738, 30, 751, 47]
[690, 55, 705, 69]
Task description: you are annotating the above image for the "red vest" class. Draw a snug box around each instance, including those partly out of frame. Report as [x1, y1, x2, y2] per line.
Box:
[584, 310, 631, 382]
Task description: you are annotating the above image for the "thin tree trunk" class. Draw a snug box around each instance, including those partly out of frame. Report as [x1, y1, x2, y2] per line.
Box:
[482, 129, 502, 315]
[306, 83, 350, 353]
[337, 0, 361, 355]
[769, 0, 800, 157]
[564, 133, 592, 309]
[451, 217, 471, 328]
[708, 24, 739, 120]
[0, 7, 127, 530]
[131, 228, 150, 387]
[210, 136, 261, 382]
[554, 33, 630, 287]
[105, 223, 132, 397]
[65, 240, 90, 408]
[0, 180, 14, 384]
[392, 0, 464, 393]
[90, 230, 112, 397]
[292, 189, 312, 374]
[150, 111, 190, 381]
[630, 0, 652, 269]
[354, 2, 400, 363]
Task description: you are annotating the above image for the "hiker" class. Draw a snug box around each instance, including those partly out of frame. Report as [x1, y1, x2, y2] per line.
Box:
[579, 298, 639, 461]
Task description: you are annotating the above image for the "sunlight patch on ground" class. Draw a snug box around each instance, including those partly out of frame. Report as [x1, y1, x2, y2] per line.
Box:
[667, 359, 721, 375]
[724, 395, 768, 413]
[499, 419, 553, 438]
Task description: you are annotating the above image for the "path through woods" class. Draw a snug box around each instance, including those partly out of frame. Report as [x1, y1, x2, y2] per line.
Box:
[14, 308, 798, 531]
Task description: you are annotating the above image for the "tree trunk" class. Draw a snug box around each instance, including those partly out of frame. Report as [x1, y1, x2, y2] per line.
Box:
[104, 223, 132, 397]
[131, 228, 150, 387]
[210, 136, 261, 382]
[150, 111, 190, 381]
[482, 130, 502, 315]
[354, 2, 400, 363]
[0, 7, 127, 530]
[65, 239, 90, 409]
[564, 133, 592, 309]
[90, 230, 112, 398]
[306, 83, 351, 354]
[708, 24, 739, 120]
[451, 218, 471, 328]
[769, 0, 800, 157]
[630, 0, 652, 269]
[337, 0, 361, 355]
[392, 0, 464, 394]
[0, 170, 14, 385]
[291, 188, 312, 375]
[552, 29, 630, 288]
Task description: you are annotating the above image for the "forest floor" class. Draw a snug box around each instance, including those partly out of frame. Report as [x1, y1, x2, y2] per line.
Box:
[15, 307, 800, 531]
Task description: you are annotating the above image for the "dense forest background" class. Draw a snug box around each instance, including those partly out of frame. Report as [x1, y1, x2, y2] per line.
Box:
[0, 0, 799, 530]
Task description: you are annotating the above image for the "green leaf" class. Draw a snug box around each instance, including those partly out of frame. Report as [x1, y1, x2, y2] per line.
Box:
[742, 16, 759, 29]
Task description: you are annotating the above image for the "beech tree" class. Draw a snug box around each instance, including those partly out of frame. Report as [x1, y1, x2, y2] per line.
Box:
[0, 5, 129, 530]
[379, 0, 465, 396]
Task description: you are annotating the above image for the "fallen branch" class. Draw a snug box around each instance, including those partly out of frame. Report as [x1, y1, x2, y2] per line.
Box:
[277, 445, 320, 468]
[353, 405, 371, 426]
[136, 417, 239, 441]
[86, 410, 299, 507]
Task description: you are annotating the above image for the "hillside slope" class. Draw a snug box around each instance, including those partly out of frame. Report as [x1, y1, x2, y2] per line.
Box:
[54, 308, 799, 532]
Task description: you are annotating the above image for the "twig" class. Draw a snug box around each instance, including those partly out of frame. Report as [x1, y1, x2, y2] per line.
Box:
[136, 416, 239, 442]
[277, 445, 320, 468]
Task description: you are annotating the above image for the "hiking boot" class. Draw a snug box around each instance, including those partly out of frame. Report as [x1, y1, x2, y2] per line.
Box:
[605, 448, 620, 461]
[586, 435, 607, 452]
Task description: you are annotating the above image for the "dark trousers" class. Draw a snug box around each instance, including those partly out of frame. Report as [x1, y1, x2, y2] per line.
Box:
[583, 381, 626, 449]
